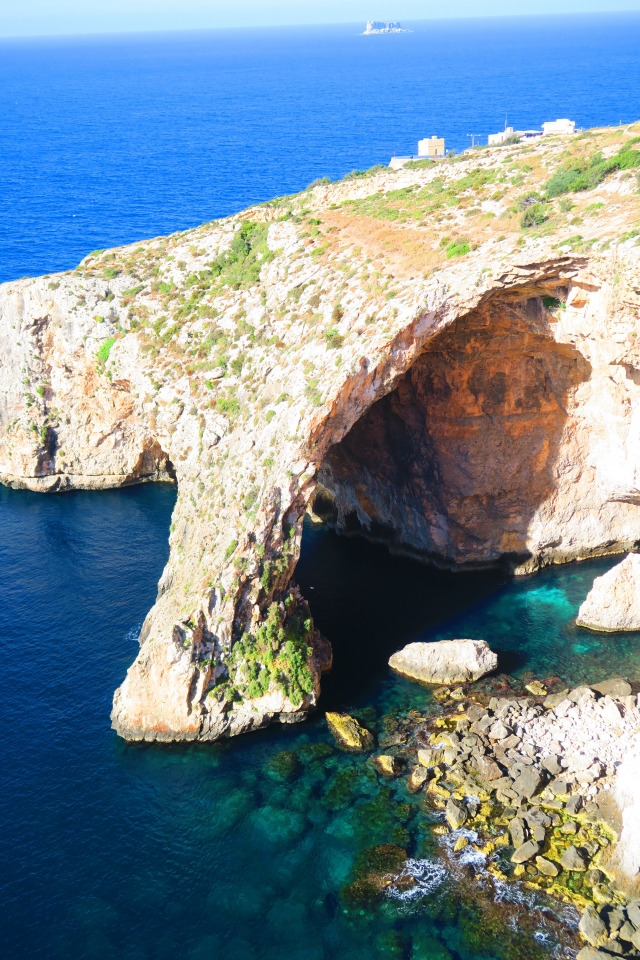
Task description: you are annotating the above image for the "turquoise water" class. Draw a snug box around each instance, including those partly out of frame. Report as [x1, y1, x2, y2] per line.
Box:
[2, 488, 639, 958]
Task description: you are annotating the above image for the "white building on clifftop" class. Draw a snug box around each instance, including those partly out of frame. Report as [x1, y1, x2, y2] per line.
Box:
[543, 118, 576, 136]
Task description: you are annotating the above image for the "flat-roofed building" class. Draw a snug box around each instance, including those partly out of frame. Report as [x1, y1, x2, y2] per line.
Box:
[418, 136, 445, 158]
[543, 119, 576, 136]
[488, 127, 514, 145]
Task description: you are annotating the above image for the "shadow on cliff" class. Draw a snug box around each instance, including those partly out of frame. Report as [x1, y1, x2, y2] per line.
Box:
[317, 293, 592, 571]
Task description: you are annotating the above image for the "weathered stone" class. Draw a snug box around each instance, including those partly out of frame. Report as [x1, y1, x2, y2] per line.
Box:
[618, 921, 636, 942]
[577, 554, 640, 632]
[627, 900, 640, 930]
[542, 755, 562, 776]
[389, 639, 498, 685]
[466, 704, 488, 722]
[371, 754, 404, 777]
[512, 766, 544, 799]
[579, 906, 608, 947]
[544, 691, 570, 709]
[417, 748, 445, 768]
[531, 823, 546, 843]
[445, 798, 468, 830]
[536, 856, 559, 877]
[453, 836, 469, 851]
[576, 950, 609, 960]
[525, 681, 548, 697]
[511, 840, 540, 863]
[508, 817, 527, 848]
[561, 845, 588, 871]
[407, 764, 429, 793]
[326, 713, 374, 752]
[567, 795, 583, 816]
[488, 720, 510, 741]
[551, 779, 569, 796]
[591, 678, 632, 698]
[561, 820, 579, 835]
[475, 755, 504, 781]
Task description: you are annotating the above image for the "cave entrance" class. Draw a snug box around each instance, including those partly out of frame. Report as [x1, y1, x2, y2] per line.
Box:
[296, 516, 507, 709]
[312, 291, 590, 572]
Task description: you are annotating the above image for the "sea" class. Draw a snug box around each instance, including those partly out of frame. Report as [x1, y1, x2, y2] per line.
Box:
[1, 13, 640, 959]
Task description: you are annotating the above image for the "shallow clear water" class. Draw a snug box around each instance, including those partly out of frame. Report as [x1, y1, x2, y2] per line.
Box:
[2, 13, 640, 283]
[2, 488, 639, 959]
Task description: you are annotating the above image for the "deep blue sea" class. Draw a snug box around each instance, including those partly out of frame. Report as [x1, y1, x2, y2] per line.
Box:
[2, 14, 640, 959]
[2, 13, 640, 284]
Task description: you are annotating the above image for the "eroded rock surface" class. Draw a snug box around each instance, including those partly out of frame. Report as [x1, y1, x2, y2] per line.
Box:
[1, 124, 640, 742]
[389, 638, 498, 684]
[577, 553, 640, 632]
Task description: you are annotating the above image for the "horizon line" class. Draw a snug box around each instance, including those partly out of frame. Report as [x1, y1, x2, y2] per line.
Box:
[1, 8, 640, 42]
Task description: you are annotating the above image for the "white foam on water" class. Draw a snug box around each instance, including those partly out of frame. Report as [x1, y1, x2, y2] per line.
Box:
[385, 858, 447, 902]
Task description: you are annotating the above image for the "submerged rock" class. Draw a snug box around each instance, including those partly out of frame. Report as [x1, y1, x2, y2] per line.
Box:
[325, 713, 374, 752]
[576, 553, 640, 631]
[371, 754, 403, 777]
[388, 639, 498, 685]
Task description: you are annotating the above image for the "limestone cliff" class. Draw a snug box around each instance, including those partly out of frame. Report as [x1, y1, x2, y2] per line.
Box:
[1, 124, 640, 742]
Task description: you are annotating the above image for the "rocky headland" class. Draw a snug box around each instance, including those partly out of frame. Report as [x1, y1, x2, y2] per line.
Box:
[577, 553, 640, 632]
[1, 122, 640, 752]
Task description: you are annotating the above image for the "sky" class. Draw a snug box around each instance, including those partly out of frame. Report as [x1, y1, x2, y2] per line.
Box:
[2, 0, 640, 37]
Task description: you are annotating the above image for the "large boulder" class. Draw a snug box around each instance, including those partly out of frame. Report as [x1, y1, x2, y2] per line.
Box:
[576, 554, 640, 632]
[388, 639, 497, 685]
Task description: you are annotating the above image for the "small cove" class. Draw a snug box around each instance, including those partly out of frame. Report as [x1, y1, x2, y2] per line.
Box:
[1, 488, 640, 958]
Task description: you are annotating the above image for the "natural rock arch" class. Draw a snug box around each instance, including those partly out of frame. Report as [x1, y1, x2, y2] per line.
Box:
[314, 291, 591, 571]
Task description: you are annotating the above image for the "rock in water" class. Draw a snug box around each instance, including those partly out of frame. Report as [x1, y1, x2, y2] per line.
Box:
[388, 639, 497, 685]
[325, 713, 374, 752]
[445, 798, 468, 830]
[576, 554, 640, 631]
[371, 754, 403, 777]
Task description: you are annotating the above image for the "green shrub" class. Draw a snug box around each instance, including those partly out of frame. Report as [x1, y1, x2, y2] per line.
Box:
[96, 337, 116, 365]
[216, 396, 240, 418]
[103, 267, 120, 279]
[265, 410, 276, 422]
[36, 385, 45, 397]
[445, 239, 470, 258]
[405, 158, 435, 170]
[542, 296, 562, 310]
[324, 327, 344, 349]
[206, 222, 274, 291]
[224, 539, 238, 560]
[521, 203, 551, 228]
[546, 140, 640, 197]
[308, 177, 331, 188]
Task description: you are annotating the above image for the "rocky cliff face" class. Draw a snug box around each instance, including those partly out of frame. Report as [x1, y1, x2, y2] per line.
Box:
[1, 124, 640, 743]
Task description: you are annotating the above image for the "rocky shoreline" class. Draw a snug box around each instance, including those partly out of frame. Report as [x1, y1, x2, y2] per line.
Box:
[327, 670, 640, 958]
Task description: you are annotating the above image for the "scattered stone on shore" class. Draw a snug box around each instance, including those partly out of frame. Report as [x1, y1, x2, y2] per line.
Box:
[511, 839, 540, 863]
[388, 670, 640, 933]
[388, 639, 498, 685]
[325, 712, 374, 752]
[576, 553, 640, 632]
[445, 798, 468, 830]
[536, 856, 559, 877]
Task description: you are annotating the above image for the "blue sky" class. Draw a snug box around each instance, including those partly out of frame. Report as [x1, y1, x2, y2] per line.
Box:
[2, 0, 640, 36]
